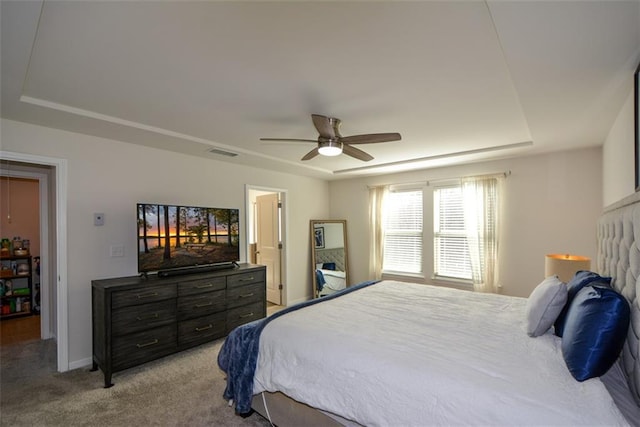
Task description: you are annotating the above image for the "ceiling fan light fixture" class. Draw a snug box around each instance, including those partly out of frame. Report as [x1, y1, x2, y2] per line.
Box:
[260, 114, 400, 161]
[318, 141, 343, 156]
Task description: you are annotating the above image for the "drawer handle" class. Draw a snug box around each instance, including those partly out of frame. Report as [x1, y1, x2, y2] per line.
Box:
[195, 302, 213, 308]
[240, 312, 254, 319]
[238, 276, 254, 282]
[239, 293, 254, 298]
[195, 324, 213, 332]
[136, 339, 159, 348]
[136, 313, 159, 321]
[136, 292, 159, 299]
[196, 283, 214, 289]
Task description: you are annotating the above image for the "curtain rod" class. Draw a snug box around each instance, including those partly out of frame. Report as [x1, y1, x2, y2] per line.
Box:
[367, 170, 511, 189]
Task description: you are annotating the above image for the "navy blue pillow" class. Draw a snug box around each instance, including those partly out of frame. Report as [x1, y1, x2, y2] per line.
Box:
[322, 262, 336, 271]
[554, 270, 611, 337]
[561, 285, 630, 382]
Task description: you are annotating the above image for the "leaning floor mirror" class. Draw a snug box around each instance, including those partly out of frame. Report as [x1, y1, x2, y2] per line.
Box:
[310, 220, 349, 298]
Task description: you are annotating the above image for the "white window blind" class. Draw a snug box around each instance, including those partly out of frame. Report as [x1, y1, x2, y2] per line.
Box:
[434, 186, 472, 280]
[383, 189, 423, 274]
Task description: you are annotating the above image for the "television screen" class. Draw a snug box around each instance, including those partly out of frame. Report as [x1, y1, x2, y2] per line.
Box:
[137, 203, 240, 274]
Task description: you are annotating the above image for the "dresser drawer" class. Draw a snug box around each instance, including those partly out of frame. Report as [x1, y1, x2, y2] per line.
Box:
[178, 276, 226, 297]
[112, 284, 177, 309]
[112, 325, 177, 371]
[177, 289, 225, 320]
[227, 301, 264, 332]
[112, 299, 176, 336]
[226, 282, 265, 309]
[227, 269, 265, 289]
[178, 312, 226, 349]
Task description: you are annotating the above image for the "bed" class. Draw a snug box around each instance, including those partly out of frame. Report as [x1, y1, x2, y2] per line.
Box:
[218, 192, 640, 426]
[315, 248, 348, 297]
[315, 268, 346, 296]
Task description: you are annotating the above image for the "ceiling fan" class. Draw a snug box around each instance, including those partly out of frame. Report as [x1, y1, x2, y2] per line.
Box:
[260, 114, 401, 162]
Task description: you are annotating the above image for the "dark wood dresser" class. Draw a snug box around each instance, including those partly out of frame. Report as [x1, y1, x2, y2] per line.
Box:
[92, 263, 266, 387]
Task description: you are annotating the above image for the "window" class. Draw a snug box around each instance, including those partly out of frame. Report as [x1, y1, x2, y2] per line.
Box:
[382, 189, 423, 274]
[433, 186, 472, 281]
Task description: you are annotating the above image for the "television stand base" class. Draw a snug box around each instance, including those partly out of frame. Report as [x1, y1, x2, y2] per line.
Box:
[157, 262, 237, 278]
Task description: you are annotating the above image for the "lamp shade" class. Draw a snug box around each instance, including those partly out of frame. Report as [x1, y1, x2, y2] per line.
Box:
[545, 254, 591, 283]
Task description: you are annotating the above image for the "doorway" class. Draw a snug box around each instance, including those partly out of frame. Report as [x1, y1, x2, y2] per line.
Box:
[0, 175, 42, 344]
[246, 186, 286, 308]
[0, 151, 68, 372]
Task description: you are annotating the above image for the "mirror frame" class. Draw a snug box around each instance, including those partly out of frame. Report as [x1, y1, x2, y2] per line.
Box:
[310, 220, 349, 298]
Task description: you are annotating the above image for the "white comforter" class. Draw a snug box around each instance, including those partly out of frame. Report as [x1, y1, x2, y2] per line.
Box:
[254, 280, 629, 426]
[320, 269, 346, 291]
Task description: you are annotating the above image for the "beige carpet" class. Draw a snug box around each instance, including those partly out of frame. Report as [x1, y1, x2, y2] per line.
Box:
[0, 338, 270, 426]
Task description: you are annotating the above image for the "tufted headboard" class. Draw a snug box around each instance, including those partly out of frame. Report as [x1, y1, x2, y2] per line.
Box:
[315, 248, 346, 272]
[597, 192, 640, 405]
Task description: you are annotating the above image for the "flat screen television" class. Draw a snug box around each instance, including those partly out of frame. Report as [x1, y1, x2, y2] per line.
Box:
[137, 203, 240, 275]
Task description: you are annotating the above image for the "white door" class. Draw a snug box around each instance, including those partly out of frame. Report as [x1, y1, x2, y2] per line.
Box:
[256, 193, 281, 305]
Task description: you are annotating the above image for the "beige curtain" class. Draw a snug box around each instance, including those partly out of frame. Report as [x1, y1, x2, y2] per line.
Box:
[368, 185, 388, 280]
[462, 177, 502, 293]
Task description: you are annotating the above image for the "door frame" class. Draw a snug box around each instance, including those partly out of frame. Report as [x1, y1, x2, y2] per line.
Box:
[0, 150, 69, 372]
[245, 184, 287, 306]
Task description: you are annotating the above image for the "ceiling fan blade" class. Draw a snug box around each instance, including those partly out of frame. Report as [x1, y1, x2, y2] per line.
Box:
[340, 133, 401, 144]
[260, 138, 318, 143]
[342, 144, 374, 162]
[301, 147, 320, 161]
[311, 114, 336, 139]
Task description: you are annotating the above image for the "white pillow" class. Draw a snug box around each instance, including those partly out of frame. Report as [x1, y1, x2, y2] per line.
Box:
[525, 276, 567, 337]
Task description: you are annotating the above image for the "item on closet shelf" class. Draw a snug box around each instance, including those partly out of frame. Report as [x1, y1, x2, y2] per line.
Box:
[15, 298, 21, 312]
[0, 268, 11, 278]
[4, 280, 12, 296]
[22, 239, 30, 250]
[14, 249, 28, 256]
[22, 301, 30, 313]
[0, 280, 5, 296]
[0, 238, 9, 256]
[12, 237, 22, 254]
[1, 305, 9, 315]
[17, 264, 29, 275]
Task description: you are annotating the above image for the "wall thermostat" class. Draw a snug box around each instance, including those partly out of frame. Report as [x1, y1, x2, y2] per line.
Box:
[94, 213, 105, 226]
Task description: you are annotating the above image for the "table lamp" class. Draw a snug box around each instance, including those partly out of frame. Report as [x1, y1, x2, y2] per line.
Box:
[545, 254, 591, 283]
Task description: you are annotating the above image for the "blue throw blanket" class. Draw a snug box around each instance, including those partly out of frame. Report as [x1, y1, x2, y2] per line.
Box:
[217, 280, 378, 414]
[315, 269, 326, 291]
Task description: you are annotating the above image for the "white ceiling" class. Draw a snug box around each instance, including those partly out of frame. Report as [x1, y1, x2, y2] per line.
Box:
[1, 1, 639, 180]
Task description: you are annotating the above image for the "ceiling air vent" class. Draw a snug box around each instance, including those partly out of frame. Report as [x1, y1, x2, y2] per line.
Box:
[208, 148, 238, 157]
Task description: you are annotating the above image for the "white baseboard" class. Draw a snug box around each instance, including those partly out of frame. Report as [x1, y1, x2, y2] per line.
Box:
[68, 356, 93, 371]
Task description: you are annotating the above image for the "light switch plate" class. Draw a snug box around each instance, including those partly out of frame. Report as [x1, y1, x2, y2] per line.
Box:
[110, 245, 124, 257]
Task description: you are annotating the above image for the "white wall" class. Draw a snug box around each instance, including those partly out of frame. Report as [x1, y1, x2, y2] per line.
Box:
[330, 147, 603, 298]
[1, 118, 329, 368]
[316, 222, 344, 250]
[603, 89, 635, 206]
